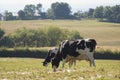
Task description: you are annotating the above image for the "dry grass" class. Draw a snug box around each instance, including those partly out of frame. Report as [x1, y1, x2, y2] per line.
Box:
[0, 19, 120, 46]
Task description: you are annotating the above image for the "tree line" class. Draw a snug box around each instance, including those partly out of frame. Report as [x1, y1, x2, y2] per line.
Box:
[0, 27, 82, 47]
[1, 2, 120, 23]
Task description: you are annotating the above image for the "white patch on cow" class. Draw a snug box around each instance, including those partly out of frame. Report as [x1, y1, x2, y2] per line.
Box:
[50, 48, 58, 55]
[76, 46, 95, 66]
[60, 40, 68, 53]
[77, 39, 81, 45]
[49, 48, 58, 60]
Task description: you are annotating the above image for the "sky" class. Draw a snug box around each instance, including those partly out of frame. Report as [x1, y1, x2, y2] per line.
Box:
[0, 0, 120, 14]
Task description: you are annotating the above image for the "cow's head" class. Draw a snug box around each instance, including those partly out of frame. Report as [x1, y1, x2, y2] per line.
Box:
[43, 48, 58, 67]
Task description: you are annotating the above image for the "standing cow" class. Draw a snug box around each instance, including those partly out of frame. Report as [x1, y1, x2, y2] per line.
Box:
[53, 39, 97, 71]
[43, 38, 97, 72]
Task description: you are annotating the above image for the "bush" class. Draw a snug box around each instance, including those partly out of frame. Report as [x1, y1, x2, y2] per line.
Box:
[0, 48, 47, 58]
[95, 49, 120, 60]
[8, 26, 83, 47]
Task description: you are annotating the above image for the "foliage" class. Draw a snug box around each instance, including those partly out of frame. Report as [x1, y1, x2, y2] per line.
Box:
[73, 11, 83, 20]
[0, 28, 5, 39]
[88, 8, 94, 18]
[36, 3, 42, 15]
[23, 4, 36, 19]
[46, 8, 55, 19]
[51, 2, 71, 19]
[3, 11, 15, 21]
[8, 27, 82, 47]
[18, 10, 26, 20]
[0, 28, 13, 47]
[2, 2, 120, 23]
[93, 5, 120, 23]
[93, 6, 104, 19]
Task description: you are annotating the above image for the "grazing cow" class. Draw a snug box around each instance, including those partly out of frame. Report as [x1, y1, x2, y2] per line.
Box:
[43, 47, 76, 71]
[43, 47, 58, 67]
[51, 38, 97, 71]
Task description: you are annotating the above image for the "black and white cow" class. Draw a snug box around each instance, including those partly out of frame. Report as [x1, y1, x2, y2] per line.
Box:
[43, 38, 97, 72]
[43, 47, 75, 71]
[53, 38, 97, 71]
[43, 47, 58, 67]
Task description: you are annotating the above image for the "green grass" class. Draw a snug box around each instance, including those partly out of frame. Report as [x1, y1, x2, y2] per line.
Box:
[0, 19, 120, 46]
[0, 58, 120, 80]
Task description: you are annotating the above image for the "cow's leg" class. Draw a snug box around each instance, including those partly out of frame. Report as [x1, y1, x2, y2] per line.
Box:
[73, 59, 76, 69]
[69, 61, 72, 69]
[86, 52, 95, 67]
[92, 58, 95, 67]
[68, 60, 74, 69]
[53, 66, 57, 72]
[89, 58, 95, 67]
[62, 59, 66, 70]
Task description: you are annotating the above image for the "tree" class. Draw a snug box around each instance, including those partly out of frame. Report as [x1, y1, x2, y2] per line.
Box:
[0, 28, 5, 40]
[88, 8, 94, 18]
[0, 28, 13, 47]
[51, 2, 71, 19]
[18, 10, 26, 20]
[4, 11, 14, 21]
[24, 4, 36, 19]
[36, 3, 42, 15]
[47, 27, 63, 46]
[70, 31, 83, 40]
[46, 8, 55, 19]
[74, 11, 83, 20]
[93, 6, 104, 19]
[103, 6, 112, 20]
[110, 5, 120, 23]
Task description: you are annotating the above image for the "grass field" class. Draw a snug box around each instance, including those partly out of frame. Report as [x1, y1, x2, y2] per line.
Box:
[0, 58, 120, 80]
[0, 20, 120, 80]
[0, 19, 120, 46]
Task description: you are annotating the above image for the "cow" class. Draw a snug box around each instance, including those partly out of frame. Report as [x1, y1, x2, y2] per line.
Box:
[43, 47, 76, 71]
[51, 38, 97, 71]
[43, 47, 58, 67]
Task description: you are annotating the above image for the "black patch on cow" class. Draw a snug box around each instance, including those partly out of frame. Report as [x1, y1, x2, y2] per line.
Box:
[43, 50, 53, 66]
[50, 53, 55, 58]
[68, 40, 80, 57]
[77, 39, 86, 50]
[51, 53, 62, 68]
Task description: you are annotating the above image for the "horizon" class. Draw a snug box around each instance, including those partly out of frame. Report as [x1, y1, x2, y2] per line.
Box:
[0, 0, 120, 14]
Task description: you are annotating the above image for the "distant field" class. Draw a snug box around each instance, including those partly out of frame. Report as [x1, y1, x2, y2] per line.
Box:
[0, 19, 120, 46]
[0, 58, 119, 80]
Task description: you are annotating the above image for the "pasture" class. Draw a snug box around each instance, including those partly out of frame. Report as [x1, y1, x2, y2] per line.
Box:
[0, 19, 120, 46]
[0, 58, 120, 80]
[0, 19, 120, 80]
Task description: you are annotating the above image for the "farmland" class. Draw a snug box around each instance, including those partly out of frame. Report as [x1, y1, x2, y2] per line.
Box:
[0, 20, 120, 80]
[0, 58, 120, 80]
[0, 19, 120, 46]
